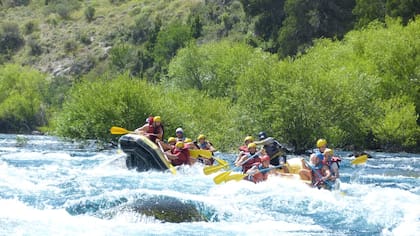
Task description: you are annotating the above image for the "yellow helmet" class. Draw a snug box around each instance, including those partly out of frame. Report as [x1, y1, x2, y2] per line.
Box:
[184, 138, 192, 143]
[154, 116, 161, 122]
[316, 139, 327, 148]
[168, 137, 176, 143]
[244, 136, 254, 143]
[324, 148, 333, 155]
[247, 142, 257, 149]
[175, 141, 184, 149]
[197, 134, 206, 140]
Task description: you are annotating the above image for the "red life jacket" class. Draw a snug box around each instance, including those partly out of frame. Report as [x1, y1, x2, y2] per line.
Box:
[170, 148, 190, 166]
[242, 153, 261, 173]
[238, 145, 248, 152]
[323, 156, 341, 168]
[146, 124, 163, 142]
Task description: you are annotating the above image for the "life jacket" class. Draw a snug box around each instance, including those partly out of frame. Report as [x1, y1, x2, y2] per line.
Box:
[264, 140, 283, 159]
[146, 123, 163, 142]
[194, 141, 212, 150]
[238, 145, 248, 152]
[323, 156, 341, 169]
[170, 148, 190, 166]
[242, 153, 261, 173]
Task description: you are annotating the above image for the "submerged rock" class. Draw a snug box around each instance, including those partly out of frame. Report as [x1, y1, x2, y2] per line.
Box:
[131, 196, 207, 223]
[66, 195, 208, 223]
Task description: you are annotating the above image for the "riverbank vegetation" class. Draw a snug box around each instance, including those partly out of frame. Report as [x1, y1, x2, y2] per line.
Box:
[0, 1, 419, 153]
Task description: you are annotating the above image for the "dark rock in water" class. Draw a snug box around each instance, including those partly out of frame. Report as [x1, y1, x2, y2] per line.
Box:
[131, 196, 207, 223]
[66, 195, 208, 223]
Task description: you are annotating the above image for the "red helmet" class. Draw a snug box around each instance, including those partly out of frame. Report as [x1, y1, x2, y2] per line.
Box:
[261, 155, 270, 162]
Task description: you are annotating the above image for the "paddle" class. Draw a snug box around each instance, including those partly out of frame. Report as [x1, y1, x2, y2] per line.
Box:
[110, 126, 133, 135]
[203, 162, 229, 175]
[189, 149, 213, 159]
[213, 171, 232, 184]
[220, 165, 283, 184]
[110, 126, 160, 138]
[351, 154, 368, 165]
[157, 141, 177, 175]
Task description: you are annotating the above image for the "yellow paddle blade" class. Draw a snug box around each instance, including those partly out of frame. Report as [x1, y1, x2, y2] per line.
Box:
[168, 165, 177, 175]
[214, 158, 228, 167]
[203, 164, 227, 175]
[110, 126, 131, 135]
[351, 155, 368, 165]
[224, 173, 247, 183]
[189, 149, 213, 158]
[213, 171, 231, 184]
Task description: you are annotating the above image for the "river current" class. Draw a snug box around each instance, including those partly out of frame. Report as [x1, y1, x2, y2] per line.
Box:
[0, 134, 419, 236]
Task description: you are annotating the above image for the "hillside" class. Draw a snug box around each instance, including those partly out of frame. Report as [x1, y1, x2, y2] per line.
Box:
[1, 0, 210, 77]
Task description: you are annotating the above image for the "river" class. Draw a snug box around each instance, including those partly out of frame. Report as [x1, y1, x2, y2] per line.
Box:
[0, 134, 419, 235]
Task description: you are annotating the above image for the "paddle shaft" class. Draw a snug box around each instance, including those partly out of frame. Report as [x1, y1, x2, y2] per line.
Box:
[304, 159, 334, 189]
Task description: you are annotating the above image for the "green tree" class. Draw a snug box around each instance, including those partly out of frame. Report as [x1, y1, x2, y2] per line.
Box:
[353, 0, 386, 28]
[371, 96, 420, 151]
[167, 41, 260, 100]
[278, 0, 355, 57]
[386, 0, 420, 24]
[0, 64, 49, 132]
[152, 22, 192, 69]
[240, 0, 285, 52]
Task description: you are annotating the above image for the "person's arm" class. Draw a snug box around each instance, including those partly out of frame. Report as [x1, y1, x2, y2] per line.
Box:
[321, 166, 331, 181]
[156, 126, 164, 140]
[254, 137, 273, 145]
[164, 151, 178, 160]
[134, 124, 148, 134]
[234, 151, 245, 165]
[207, 143, 216, 152]
[245, 165, 259, 175]
[235, 154, 248, 166]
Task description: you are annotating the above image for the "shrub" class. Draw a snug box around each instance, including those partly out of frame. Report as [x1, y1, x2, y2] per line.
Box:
[84, 6, 95, 22]
[0, 64, 49, 133]
[0, 22, 25, 55]
[27, 38, 43, 56]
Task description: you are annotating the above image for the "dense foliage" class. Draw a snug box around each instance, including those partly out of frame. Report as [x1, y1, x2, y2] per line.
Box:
[0, 1, 419, 152]
[0, 64, 49, 132]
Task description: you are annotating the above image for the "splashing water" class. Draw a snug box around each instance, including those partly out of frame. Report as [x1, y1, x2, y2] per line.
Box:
[0, 134, 419, 235]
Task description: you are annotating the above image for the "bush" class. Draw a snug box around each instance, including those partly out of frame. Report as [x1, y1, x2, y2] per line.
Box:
[84, 6, 95, 22]
[23, 21, 37, 35]
[0, 22, 24, 55]
[0, 64, 49, 133]
[27, 38, 43, 56]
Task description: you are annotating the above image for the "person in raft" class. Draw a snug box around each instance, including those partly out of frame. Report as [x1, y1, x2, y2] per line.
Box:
[245, 155, 274, 183]
[175, 127, 186, 142]
[235, 142, 262, 174]
[299, 152, 331, 189]
[254, 131, 289, 173]
[234, 136, 254, 164]
[134, 116, 164, 143]
[159, 137, 176, 152]
[194, 134, 216, 165]
[164, 141, 191, 166]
